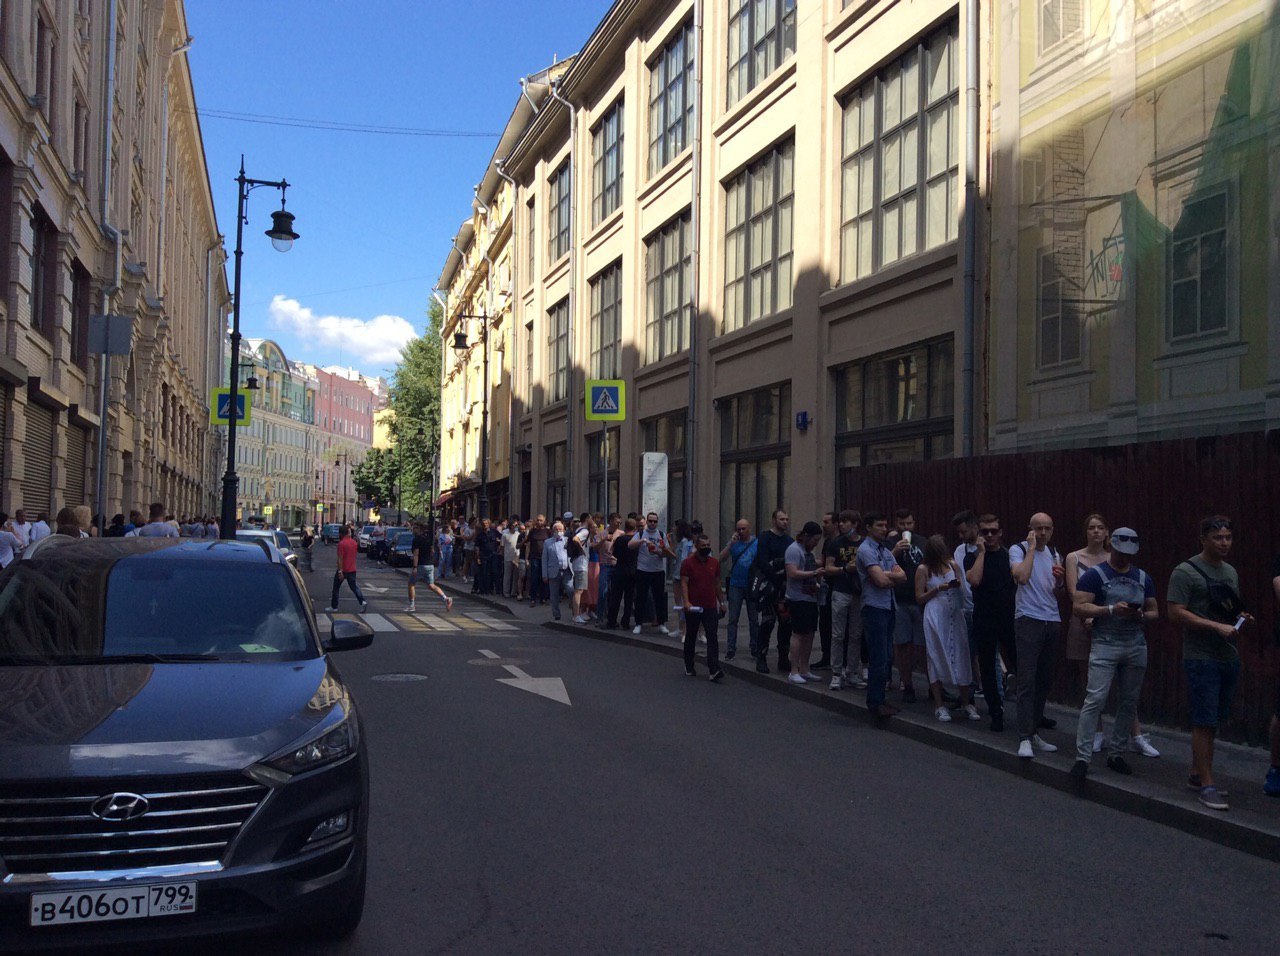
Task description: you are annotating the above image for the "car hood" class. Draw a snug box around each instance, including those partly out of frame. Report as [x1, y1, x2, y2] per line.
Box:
[0, 659, 347, 780]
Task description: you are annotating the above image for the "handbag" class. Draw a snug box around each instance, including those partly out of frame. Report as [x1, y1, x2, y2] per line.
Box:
[1184, 559, 1245, 623]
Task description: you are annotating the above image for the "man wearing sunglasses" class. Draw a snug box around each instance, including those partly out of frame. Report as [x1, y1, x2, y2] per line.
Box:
[964, 515, 1018, 731]
[1070, 527, 1158, 780]
[629, 512, 676, 635]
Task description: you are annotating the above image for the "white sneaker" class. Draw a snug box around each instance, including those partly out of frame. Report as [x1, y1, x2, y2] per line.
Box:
[964, 704, 981, 721]
[829, 675, 843, 691]
[1031, 734, 1058, 753]
[787, 673, 807, 685]
[322, 606, 338, 613]
[404, 604, 416, 612]
[1018, 739, 1034, 759]
[573, 615, 588, 624]
[1131, 734, 1161, 758]
[658, 625, 671, 636]
[632, 625, 642, 635]
[1092, 732, 1106, 753]
[360, 601, 368, 611]
[935, 706, 952, 722]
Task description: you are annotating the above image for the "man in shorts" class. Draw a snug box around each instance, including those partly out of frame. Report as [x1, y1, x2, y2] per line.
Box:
[406, 521, 452, 612]
[1168, 515, 1253, 810]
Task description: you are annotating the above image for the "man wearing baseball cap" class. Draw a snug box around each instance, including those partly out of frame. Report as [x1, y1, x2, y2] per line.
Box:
[1069, 527, 1159, 779]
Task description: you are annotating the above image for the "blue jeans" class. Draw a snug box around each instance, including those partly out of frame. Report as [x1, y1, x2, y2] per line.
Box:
[725, 584, 758, 656]
[438, 545, 452, 578]
[862, 605, 895, 711]
[330, 571, 366, 608]
[1076, 641, 1147, 762]
[598, 564, 613, 616]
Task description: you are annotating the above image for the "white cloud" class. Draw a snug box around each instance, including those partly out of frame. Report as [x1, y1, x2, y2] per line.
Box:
[267, 295, 417, 367]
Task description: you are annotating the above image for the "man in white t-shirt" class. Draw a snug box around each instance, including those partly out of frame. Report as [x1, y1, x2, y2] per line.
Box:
[10, 510, 32, 549]
[1010, 511, 1065, 758]
[629, 511, 675, 635]
[28, 513, 52, 543]
[135, 502, 180, 538]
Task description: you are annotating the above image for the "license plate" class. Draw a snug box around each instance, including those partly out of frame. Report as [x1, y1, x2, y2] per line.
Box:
[30, 881, 197, 927]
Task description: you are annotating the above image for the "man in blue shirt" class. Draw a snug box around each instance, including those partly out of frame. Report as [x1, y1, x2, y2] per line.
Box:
[856, 512, 909, 717]
[719, 518, 759, 661]
[1069, 526, 1159, 779]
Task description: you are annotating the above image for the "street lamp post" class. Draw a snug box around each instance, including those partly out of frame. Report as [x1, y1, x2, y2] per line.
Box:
[219, 156, 299, 539]
[451, 314, 489, 522]
[334, 450, 352, 525]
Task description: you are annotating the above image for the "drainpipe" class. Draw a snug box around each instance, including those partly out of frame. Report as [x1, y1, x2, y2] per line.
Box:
[687, 0, 704, 522]
[547, 79, 578, 510]
[495, 160, 519, 516]
[519, 76, 541, 116]
[961, 0, 979, 457]
[94, 0, 121, 536]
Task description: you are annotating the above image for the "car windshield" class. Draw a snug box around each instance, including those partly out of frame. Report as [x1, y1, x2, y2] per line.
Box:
[361, 526, 375, 536]
[274, 531, 291, 549]
[0, 552, 317, 663]
[395, 532, 413, 546]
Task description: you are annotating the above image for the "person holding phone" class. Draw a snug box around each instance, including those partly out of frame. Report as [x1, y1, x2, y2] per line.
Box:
[1070, 527, 1158, 780]
[1010, 512, 1066, 758]
[784, 521, 827, 684]
[916, 534, 979, 721]
[1167, 516, 1254, 810]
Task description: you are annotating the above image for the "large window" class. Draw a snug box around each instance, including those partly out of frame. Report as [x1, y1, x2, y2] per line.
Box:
[724, 140, 794, 331]
[833, 338, 953, 471]
[29, 208, 57, 339]
[645, 212, 693, 363]
[589, 262, 622, 380]
[840, 21, 960, 282]
[591, 100, 624, 225]
[1039, 0, 1083, 54]
[641, 411, 687, 526]
[1168, 188, 1230, 342]
[727, 0, 796, 107]
[718, 383, 791, 542]
[1037, 247, 1081, 367]
[548, 161, 572, 263]
[648, 21, 695, 175]
[545, 442, 567, 519]
[547, 299, 569, 404]
[587, 427, 620, 516]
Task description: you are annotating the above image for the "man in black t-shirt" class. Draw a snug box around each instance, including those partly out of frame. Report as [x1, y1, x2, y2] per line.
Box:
[823, 510, 865, 690]
[606, 518, 639, 629]
[964, 513, 1018, 731]
[751, 509, 795, 673]
[406, 521, 452, 612]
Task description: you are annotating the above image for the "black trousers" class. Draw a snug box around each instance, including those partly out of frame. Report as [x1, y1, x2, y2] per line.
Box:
[818, 598, 832, 662]
[757, 601, 792, 668]
[974, 613, 1017, 718]
[607, 572, 635, 627]
[684, 610, 721, 674]
[634, 570, 667, 625]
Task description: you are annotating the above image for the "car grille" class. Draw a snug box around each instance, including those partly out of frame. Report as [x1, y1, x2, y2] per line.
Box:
[0, 774, 269, 874]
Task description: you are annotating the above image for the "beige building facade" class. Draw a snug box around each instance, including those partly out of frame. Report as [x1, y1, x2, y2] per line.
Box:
[0, 0, 227, 523]
[438, 0, 1278, 539]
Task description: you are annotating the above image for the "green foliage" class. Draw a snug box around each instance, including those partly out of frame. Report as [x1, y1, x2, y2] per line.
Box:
[351, 447, 399, 507]
[386, 300, 442, 514]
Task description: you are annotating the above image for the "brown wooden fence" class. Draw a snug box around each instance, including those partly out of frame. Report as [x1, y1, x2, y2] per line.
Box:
[839, 430, 1280, 743]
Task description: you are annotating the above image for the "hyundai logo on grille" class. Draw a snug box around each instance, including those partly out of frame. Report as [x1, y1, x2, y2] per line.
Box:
[90, 792, 150, 822]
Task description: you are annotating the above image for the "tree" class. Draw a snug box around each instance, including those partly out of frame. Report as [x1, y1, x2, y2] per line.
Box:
[387, 300, 442, 515]
[351, 447, 399, 509]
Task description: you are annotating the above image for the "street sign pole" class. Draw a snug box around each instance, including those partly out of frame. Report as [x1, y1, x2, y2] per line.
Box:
[89, 314, 132, 536]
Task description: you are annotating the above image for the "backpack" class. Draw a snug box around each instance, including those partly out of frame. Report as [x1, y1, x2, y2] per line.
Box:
[1182, 558, 1245, 623]
[567, 535, 584, 560]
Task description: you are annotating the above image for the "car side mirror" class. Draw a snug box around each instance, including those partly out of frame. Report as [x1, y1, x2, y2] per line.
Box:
[326, 617, 374, 652]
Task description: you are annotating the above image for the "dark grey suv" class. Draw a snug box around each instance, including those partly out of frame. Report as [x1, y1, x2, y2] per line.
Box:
[0, 537, 374, 949]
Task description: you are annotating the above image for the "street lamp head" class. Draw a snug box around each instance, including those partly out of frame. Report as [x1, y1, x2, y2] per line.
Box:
[245, 374, 260, 391]
[451, 330, 468, 351]
[266, 207, 299, 253]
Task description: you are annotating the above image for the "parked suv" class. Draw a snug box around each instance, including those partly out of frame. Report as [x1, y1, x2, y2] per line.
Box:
[0, 537, 374, 949]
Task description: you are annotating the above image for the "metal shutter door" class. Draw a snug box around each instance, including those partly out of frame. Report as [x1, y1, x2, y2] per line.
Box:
[65, 425, 87, 507]
[0, 388, 8, 496]
[23, 402, 54, 515]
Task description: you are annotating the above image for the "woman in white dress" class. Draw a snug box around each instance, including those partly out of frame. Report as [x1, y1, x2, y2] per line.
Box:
[915, 534, 980, 722]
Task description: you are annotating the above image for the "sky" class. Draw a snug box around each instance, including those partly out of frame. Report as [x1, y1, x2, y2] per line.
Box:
[185, 0, 608, 380]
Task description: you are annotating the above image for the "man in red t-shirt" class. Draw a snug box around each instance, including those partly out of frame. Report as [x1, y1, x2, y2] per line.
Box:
[325, 525, 368, 612]
[680, 533, 728, 681]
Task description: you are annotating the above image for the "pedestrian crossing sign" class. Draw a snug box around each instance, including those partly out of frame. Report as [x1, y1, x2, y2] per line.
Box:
[209, 388, 252, 426]
[585, 380, 625, 421]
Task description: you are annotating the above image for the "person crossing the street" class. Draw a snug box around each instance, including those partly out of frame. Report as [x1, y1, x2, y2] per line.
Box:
[406, 520, 452, 613]
[324, 524, 368, 613]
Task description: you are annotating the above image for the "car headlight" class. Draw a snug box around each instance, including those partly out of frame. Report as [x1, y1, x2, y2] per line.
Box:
[265, 716, 356, 775]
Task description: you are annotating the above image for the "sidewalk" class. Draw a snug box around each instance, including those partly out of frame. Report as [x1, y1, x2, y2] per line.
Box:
[424, 570, 1280, 862]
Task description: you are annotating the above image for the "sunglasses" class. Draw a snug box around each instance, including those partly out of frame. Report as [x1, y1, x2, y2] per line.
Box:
[1112, 533, 1139, 543]
[979, 528, 1001, 535]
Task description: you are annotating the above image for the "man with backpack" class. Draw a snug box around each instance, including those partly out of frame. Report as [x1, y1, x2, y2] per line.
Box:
[751, 510, 794, 674]
[1069, 527, 1158, 780]
[1168, 515, 1254, 810]
[1010, 512, 1065, 758]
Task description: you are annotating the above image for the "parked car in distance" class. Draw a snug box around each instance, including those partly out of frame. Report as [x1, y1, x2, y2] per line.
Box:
[321, 523, 341, 544]
[367, 527, 405, 565]
[389, 531, 415, 568]
[0, 536, 374, 948]
[357, 525, 377, 552]
[234, 528, 295, 565]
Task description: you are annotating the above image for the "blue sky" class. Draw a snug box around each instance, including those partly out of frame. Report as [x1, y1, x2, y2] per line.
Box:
[186, 0, 607, 379]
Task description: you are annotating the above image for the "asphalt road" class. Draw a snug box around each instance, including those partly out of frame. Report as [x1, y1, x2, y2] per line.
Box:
[219, 546, 1280, 954]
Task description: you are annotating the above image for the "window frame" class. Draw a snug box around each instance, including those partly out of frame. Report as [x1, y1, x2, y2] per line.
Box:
[1035, 245, 1082, 369]
[548, 161, 572, 264]
[648, 21, 696, 176]
[546, 298, 570, 405]
[839, 20, 960, 284]
[723, 140, 794, 332]
[586, 426, 620, 517]
[644, 211, 693, 363]
[726, 0, 797, 107]
[591, 99, 624, 225]
[1166, 184, 1233, 345]
[589, 261, 622, 381]
[717, 382, 792, 544]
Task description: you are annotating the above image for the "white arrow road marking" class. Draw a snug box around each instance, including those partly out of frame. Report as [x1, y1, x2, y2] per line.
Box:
[479, 649, 572, 706]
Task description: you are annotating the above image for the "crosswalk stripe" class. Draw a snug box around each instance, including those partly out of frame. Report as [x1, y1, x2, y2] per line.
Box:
[413, 613, 461, 630]
[361, 613, 398, 632]
[465, 614, 517, 630]
[386, 614, 427, 630]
